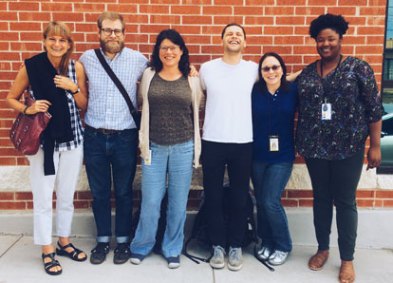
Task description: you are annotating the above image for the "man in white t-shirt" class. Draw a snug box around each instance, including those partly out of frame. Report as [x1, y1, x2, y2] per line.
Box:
[199, 23, 258, 271]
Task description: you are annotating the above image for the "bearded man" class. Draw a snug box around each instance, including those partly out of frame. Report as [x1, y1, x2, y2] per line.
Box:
[80, 11, 148, 265]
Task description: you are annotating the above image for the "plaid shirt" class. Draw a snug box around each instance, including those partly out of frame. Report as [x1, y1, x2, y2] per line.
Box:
[30, 60, 83, 152]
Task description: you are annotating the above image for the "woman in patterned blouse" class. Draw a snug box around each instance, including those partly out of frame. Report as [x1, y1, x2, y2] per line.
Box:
[296, 14, 382, 283]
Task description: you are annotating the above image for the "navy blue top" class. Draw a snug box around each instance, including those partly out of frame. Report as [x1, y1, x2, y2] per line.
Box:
[252, 82, 298, 163]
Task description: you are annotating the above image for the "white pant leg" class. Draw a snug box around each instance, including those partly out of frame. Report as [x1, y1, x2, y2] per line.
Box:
[55, 146, 83, 238]
[28, 148, 58, 246]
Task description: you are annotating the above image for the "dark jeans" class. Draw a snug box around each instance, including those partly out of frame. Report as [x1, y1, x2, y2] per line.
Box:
[84, 127, 138, 244]
[252, 161, 293, 252]
[201, 140, 252, 248]
[305, 149, 364, 261]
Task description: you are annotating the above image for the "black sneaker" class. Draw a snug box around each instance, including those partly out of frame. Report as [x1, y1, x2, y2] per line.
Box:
[113, 243, 131, 264]
[90, 242, 110, 265]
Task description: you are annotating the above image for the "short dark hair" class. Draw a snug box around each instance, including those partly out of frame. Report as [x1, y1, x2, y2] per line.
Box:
[309, 13, 349, 39]
[221, 23, 246, 39]
[256, 52, 288, 92]
[150, 29, 190, 77]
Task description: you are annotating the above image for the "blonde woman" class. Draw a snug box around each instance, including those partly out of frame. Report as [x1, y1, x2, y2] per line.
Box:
[7, 21, 88, 275]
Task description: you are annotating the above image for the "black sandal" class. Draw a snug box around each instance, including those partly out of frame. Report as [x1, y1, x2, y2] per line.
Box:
[56, 242, 87, 262]
[42, 253, 62, 276]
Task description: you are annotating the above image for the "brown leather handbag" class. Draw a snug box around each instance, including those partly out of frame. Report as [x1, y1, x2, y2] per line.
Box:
[9, 95, 52, 155]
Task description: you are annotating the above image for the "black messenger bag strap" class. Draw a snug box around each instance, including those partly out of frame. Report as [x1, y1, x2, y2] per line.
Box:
[94, 48, 140, 128]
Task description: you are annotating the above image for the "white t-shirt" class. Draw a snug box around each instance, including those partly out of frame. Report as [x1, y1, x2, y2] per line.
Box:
[200, 58, 258, 143]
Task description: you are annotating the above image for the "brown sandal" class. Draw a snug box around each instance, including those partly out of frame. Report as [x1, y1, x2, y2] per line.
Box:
[339, 260, 355, 283]
[308, 250, 329, 271]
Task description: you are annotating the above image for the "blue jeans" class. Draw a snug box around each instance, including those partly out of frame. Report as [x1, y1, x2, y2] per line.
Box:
[252, 161, 293, 252]
[84, 127, 138, 244]
[131, 140, 194, 258]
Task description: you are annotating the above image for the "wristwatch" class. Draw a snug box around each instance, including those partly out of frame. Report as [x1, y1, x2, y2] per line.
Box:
[70, 88, 79, 95]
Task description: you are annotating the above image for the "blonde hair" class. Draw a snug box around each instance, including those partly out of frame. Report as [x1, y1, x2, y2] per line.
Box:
[43, 21, 74, 75]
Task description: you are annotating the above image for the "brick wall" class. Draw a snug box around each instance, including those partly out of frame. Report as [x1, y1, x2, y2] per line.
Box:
[0, 0, 390, 210]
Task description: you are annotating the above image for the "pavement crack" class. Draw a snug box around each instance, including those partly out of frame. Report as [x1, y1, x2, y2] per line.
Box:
[0, 234, 23, 258]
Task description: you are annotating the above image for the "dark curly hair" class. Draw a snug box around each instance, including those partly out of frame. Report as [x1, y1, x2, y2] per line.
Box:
[256, 52, 288, 92]
[309, 13, 349, 39]
[150, 29, 190, 77]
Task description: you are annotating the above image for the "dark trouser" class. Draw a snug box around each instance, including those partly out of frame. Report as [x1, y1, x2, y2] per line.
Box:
[305, 149, 364, 261]
[84, 127, 138, 244]
[201, 140, 252, 248]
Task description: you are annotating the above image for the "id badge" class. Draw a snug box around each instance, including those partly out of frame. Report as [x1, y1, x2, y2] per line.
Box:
[269, 135, 279, 152]
[145, 149, 152, 166]
[321, 103, 332, 120]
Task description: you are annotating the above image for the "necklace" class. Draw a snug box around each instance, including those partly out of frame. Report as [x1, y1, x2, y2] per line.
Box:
[320, 54, 343, 78]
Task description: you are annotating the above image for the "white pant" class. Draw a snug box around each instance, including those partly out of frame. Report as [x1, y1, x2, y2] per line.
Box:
[27, 146, 83, 245]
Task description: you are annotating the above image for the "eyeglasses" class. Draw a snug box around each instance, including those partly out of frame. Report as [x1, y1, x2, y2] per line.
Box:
[101, 28, 123, 36]
[262, 65, 281, 72]
[159, 46, 180, 52]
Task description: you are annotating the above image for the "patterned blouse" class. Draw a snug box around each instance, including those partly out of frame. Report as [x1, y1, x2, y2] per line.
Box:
[296, 56, 382, 160]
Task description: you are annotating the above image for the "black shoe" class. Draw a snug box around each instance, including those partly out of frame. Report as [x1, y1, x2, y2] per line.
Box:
[113, 243, 131, 264]
[90, 242, 110, 265]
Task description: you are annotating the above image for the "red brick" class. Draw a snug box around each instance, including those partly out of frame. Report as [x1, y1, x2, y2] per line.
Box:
[171, 5, 200, 14]
[213, 16, 244, 25]
[356, 199, 375, 207]
[264, 26, 294, 35]
[9, 1, 40, 11]
[326, 7, 357, 15]
[234, 6, 264, 15]
[245, 16, 274, 25]
[0, 192, 14, 200]
[41, 3, 73, 11]
[299, 200, 313, 207]
[295, 7, 325, 15]
[76, 191, 92, 200]
[150, 15, 181, 24]
[74, 201, 90, 209]
[74, 3, 107, 12]
[0, 158, 17, 165]
[203, 6, 232, 15]
[15, 192, 33, 200]
[360, 7, 386, 16]
[376, 191, 393, 198]
[183, 15, 213, 25]
[282, 199, 298, 207]
[356, 190, 375, 198]
[277, 16, 306, 25]
[339, 0, 367, 5]
[17, 158, 29, 165]
[265, 6, 295, 15]
[18, 12, 51, 21]
[287, 190, 313, 198]
[383, 200, 393, 207]
[0, 202, 26, 210]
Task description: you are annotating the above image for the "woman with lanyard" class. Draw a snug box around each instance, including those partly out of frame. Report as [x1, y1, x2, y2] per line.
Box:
[252, 52, 297, 266]
[7, 21, 88, 275]
[296, 14, 382, 283]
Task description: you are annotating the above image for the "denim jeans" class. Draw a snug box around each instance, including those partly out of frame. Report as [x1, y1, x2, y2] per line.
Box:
[84, 127, 138, 244]
[252, 161, 293, 252]
[131, 140, 194, 258]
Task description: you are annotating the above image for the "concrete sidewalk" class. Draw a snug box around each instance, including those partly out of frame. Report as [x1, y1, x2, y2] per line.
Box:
[0, 235, 392, 283]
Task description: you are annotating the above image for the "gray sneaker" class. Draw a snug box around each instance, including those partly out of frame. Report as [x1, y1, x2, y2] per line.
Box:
[228, 247, 243, 271]
[209, 245, 225, 269]
[268, 250, 289, 266]
[256, 245, 272, 261]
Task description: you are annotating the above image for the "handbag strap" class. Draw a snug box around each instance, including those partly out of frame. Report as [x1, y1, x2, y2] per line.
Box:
[94, 48, 139, 119]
